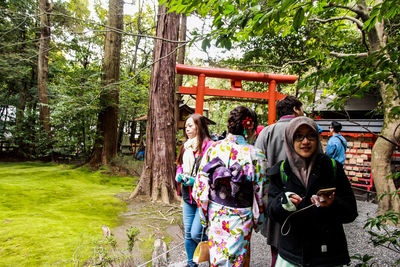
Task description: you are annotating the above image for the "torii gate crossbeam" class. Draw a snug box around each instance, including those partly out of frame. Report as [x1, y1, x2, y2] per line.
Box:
[176, 64, 297, 125]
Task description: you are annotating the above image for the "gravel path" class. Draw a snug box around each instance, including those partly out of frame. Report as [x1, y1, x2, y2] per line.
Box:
[167, 200, 399, 266]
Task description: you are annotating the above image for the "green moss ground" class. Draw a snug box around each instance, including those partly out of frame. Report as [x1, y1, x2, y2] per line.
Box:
[0, 162, 136, 266]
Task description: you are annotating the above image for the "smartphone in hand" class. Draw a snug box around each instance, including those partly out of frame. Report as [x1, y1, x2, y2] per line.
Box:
[316, 187, 336, 197]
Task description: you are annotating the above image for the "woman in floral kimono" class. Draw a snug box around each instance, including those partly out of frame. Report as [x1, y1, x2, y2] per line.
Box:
[192, 106, 267, 266]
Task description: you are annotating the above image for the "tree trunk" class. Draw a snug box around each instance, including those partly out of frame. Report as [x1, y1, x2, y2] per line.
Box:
[175, 14, 187, 132]
[38, 0, 52, 133]
[130, 3, 180, 203]
[372, 118, 400, 214]
[129, 0, 143, 75]
[363, 0, 400, 213]
[89, 0, 124, 166]
[371, 81, 400, 214]
[129, 120, 136, 143]
[117, 117, 125, 153]
[15, 81, 27, 158]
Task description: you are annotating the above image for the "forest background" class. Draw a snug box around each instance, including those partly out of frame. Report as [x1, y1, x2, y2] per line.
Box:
[2, 0, 398, 209]
[0, 0, 400, 250]
[0, 0, 400, 265]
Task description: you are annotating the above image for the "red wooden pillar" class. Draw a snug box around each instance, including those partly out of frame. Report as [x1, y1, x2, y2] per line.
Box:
[195, 74, 206, 114]
[268, 80, 277, 125]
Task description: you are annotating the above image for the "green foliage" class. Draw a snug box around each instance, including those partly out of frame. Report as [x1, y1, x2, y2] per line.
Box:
[126, 226, 141, 251]
[352, 172, 400, 266]
[0, 0, 156, 160]
[168, 0, 400, 118]
[362, 209, 400, 265]
[0, 162, 135, 265]
[110, 155, 144, 176]
[104, 235, 118, 248]
[364, 0, 400, 31]
[90, 235, 123, 266]
[350, 253, 375, 267]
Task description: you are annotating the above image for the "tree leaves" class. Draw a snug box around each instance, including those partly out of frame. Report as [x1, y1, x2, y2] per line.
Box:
[202, 38, 211, 52]
[363, 0, 400, 31]
[223, 4, 235, 15]
[292, 7, 305, 31]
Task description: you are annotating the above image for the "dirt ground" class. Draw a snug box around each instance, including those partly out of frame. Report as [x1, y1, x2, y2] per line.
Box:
[110, 194, 185, 266]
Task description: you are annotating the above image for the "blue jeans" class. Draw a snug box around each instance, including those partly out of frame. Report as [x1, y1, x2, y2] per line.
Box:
[182, 200, 207, 267]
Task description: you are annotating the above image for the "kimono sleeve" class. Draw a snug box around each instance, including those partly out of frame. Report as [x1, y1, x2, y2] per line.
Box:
[192, 147, 213, 227]
[252, 149, 267, 231]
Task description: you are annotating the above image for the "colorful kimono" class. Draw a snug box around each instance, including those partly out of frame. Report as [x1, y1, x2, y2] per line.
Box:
[192, 134, 267, 266]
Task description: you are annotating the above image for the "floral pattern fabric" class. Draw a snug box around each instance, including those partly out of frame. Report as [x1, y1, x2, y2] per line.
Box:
[192, 134, 267, 266]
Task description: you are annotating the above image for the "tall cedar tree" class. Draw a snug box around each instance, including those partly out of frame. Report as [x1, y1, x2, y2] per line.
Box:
[130, 3, 180, 203]
[38, 0, 52, 134]
[89, 0, 124, 166]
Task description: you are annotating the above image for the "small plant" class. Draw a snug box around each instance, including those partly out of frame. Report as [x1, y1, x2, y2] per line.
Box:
[350, 254, 375, 267]
[352, 172, 400, 266]
[126, 226, 141, 251]
[103, 235, 117, 249]
[94, 245, 114, 266]
[92, 236, 119, 266]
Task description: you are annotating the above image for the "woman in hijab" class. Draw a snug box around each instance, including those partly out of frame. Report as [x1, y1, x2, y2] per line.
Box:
[193, 106, 267, 266]
[266, 116, 358, 267]
[176, 114, 214, 267]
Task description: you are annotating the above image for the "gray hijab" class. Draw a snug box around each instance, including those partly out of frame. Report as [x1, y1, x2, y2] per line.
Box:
[284, 117, 321, 187]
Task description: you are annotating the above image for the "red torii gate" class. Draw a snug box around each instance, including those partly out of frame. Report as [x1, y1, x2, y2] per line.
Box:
[176, 64, 297, 125]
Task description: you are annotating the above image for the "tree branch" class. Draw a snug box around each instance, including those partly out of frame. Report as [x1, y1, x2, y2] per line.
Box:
[216, 58, 315, 72]
[1, 8, 190, 44]
[325, 3, 366, 17]
[330, 51, 368, 58]
[50, 11, 191, 44]
[309, 16, 364, 29]
[344, 113, 399, 148]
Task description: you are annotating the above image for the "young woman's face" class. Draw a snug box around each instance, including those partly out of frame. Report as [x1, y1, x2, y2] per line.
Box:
[293, 125, 318, 158]
[185, 117, 197, 139]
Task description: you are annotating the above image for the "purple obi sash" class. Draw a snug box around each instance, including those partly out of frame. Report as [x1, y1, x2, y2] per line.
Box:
[202, 157, 253, 208]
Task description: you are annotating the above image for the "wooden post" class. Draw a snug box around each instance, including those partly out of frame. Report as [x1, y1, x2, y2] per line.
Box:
[268, 80, 277, 125]
[195, 74, 206, 114]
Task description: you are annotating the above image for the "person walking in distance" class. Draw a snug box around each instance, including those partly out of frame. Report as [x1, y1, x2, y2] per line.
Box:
[325, 121, 347, 165]
[254, 95, 304, 266]
[175, 114, 214, 267]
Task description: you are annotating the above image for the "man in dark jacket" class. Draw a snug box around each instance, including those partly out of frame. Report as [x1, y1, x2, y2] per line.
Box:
[255, 95, 304, 266]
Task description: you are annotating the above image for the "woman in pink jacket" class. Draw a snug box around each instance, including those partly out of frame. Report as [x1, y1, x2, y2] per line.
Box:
[175, 114, 213, 267]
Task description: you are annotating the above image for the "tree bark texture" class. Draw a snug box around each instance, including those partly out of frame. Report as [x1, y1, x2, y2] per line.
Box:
[89, 0, 123, 166]
[174, 14, 187, 131]
[130, 4, 180, 203]
[360, 0, 400, 213]
[371, 80, 400, 214]
[16, 80, 27, 157]
[117, 116, 125, 153]
[38, 0, 52, 133]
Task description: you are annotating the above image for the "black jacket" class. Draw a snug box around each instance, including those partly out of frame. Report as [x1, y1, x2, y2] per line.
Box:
[267, 154, 358, 267]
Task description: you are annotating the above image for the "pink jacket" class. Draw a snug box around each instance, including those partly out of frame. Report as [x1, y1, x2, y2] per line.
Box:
[176, 140, 213, 203]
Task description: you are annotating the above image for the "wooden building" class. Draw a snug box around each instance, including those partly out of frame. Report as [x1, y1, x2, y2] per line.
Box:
[313, 94, 399, 199]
